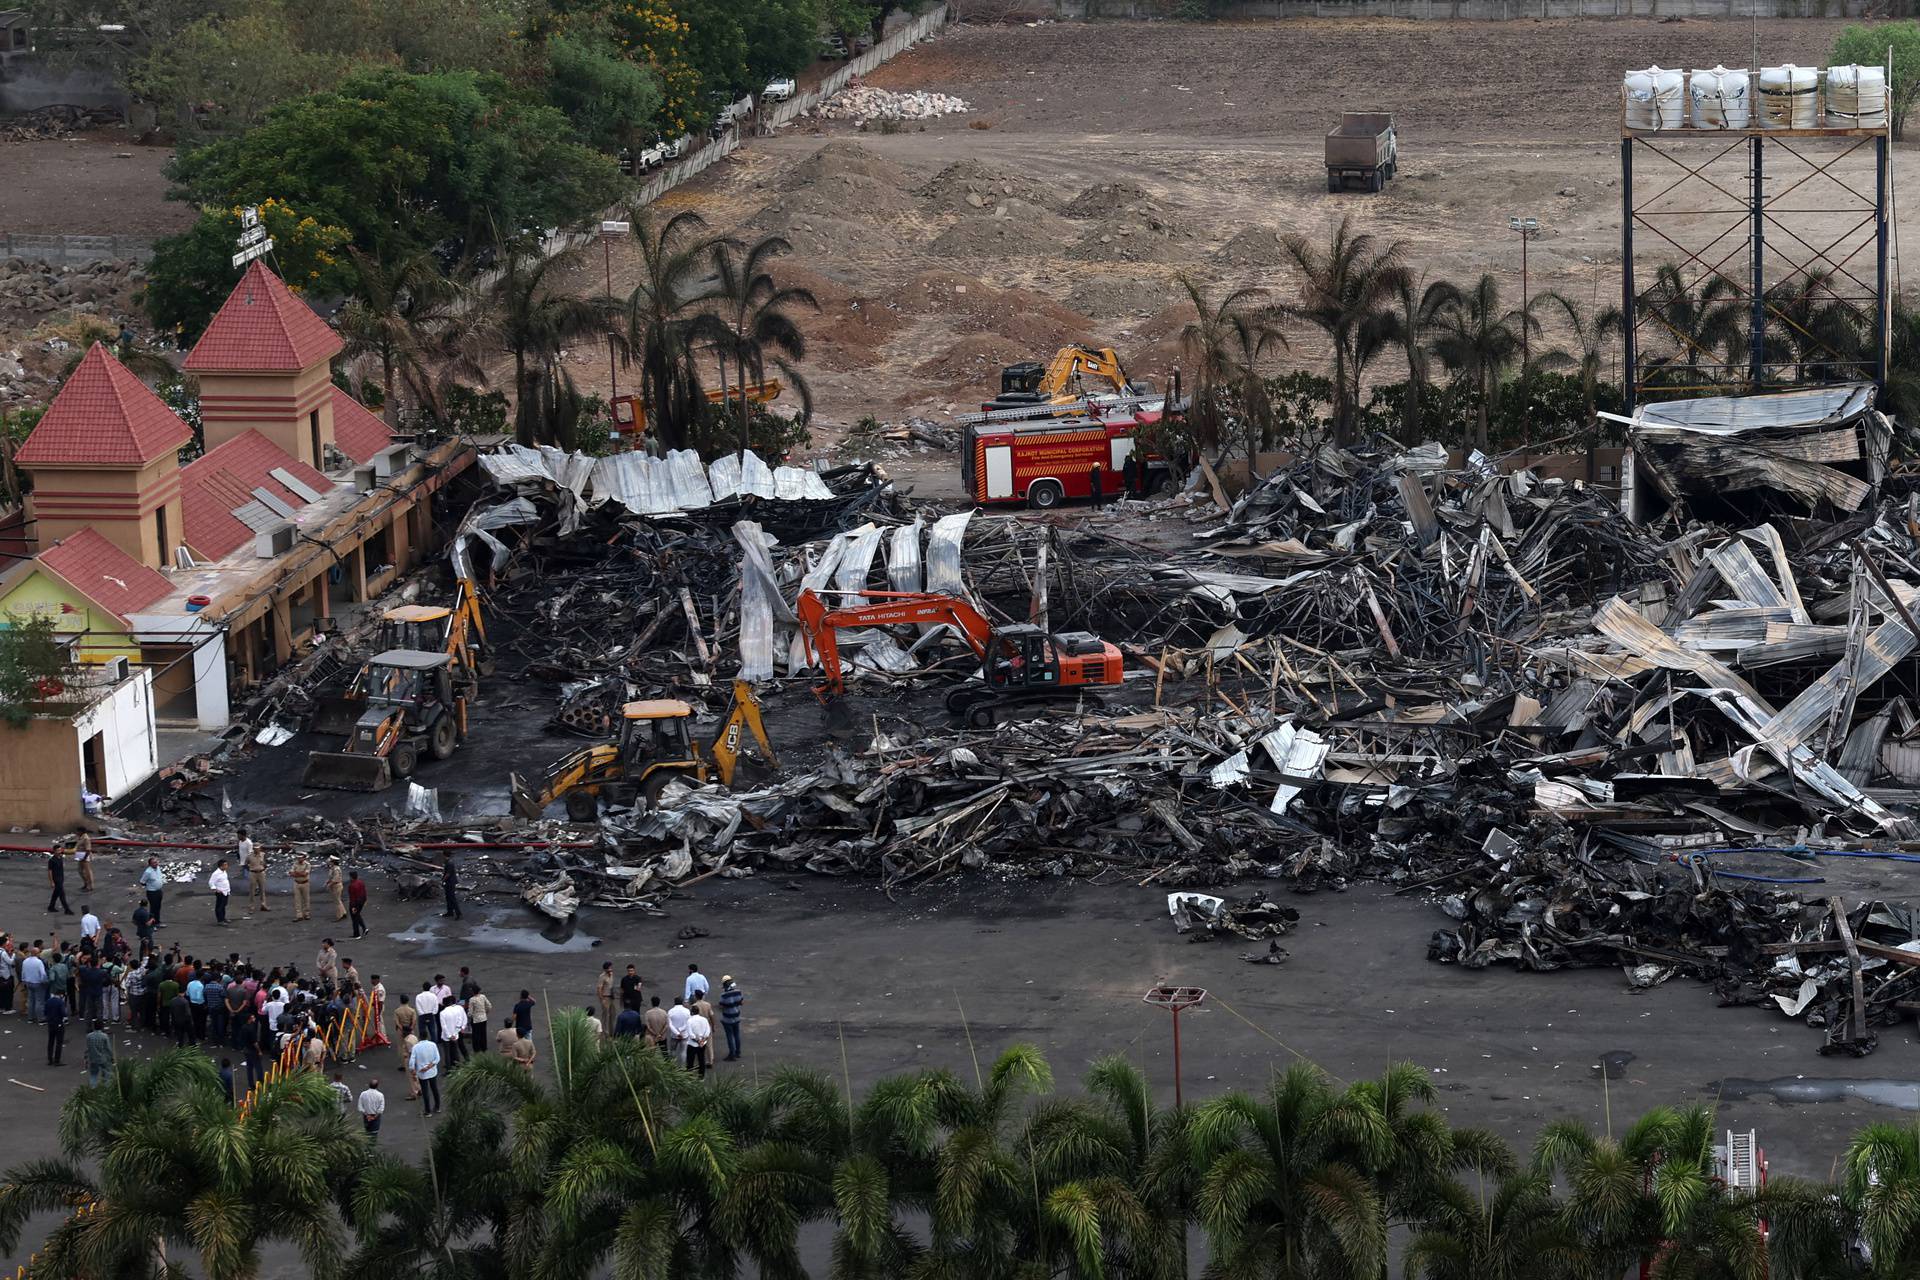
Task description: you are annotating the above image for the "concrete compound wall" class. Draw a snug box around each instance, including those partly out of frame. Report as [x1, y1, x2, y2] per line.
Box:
[1024, 0, 1873, 17]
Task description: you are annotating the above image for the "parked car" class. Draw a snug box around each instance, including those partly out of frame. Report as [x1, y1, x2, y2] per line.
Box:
[819, 33, 849, 59]
[764, 77, 796, 102]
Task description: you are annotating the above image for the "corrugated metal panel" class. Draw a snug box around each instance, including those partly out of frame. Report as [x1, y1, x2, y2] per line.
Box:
[232, 500, 281, 535]
[888, 516, 924, 594]
[1705, 541, 1789, 611]
[925, 511, 975, 598]
[1636, 383, 1874, 433]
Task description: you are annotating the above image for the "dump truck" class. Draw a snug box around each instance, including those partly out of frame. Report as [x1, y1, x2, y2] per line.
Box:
[1325, 113, 1396, 193]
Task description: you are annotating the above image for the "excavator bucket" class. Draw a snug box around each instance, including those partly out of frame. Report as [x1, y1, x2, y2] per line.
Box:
[508, 772, 544, 820]
[302, 750, 393, 792]
[823, 694, 859, 740]
[309, 693, 365, 737]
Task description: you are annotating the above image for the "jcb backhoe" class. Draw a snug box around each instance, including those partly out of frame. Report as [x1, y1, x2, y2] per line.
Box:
[302, 649, 470, 791]
[510, 679, 778, 821]
[311, 577, 488, 736]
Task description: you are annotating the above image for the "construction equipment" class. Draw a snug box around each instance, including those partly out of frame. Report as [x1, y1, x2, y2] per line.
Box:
[984, 346, 1141, 417]
[509, 679, 778, 820]
[302, 649, 469, 792]
[1325, 112, 1397, 192]
[612, 380, 782, 442]
[311, 577, 487, 736]
[795, 589, 1125, 726]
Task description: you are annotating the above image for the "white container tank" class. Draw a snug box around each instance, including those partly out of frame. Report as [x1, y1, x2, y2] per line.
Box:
[1827, 64, 1887, 126]
[1625, 66, 1686, 130]
[1689, 66, 1750, 128]
[1758, 64, 1819, 128]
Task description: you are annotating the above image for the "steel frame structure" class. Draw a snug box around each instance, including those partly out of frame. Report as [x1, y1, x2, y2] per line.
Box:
[1621, 119, 1890, 412]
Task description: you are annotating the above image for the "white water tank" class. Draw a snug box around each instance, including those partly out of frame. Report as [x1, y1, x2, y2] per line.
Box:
[1827, 64, 1887, 126]
[1758, 64, 1819, 128]
[1689, 65, 1750, 129]
[1625, 66, 1686, 130]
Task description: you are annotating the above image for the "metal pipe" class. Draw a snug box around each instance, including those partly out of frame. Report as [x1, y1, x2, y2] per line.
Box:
[1877, 132, 1891, 392]
[1621, 138, 1637, 412]
[1751, 134, 1767, 389]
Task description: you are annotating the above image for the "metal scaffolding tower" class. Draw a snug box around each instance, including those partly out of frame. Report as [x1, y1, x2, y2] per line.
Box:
[1621, 112, 1890, 412]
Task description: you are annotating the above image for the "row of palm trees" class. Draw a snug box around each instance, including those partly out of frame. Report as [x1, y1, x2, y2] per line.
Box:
[4, 1012, 1920, 1280]
[1182, 215, 1892, 461]
[334, 208, 819, 456]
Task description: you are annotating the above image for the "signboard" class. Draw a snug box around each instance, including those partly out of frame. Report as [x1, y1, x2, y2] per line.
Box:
[231, 206, 274, 269]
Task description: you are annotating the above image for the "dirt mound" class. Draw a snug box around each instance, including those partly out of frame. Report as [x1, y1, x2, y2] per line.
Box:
[919, 159, 1062, 214]
[926, 198, 1077, 259]
[778, 140, 916, 193]
[889, 271, 1094, 351]
[770, 262, 901, 372]
[1212, 225, 1293, 267]
[1062, 181, 1151, 218]
[1136, 299, 1203, 342]
[1066, 209, 1200, 265]
[1065, 275, 1185, 321]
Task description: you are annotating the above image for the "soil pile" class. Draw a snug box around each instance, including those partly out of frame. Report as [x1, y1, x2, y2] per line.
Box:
[747, 142, 925, 260]
[919, 159, 1061, 213]
[1062, 181, 1151, 218]
[1213, 225, 1294, 267]
[926, 197, 1076, 259]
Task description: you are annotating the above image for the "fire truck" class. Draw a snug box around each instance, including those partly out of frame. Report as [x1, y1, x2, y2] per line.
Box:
[960, 411, 1166, 509]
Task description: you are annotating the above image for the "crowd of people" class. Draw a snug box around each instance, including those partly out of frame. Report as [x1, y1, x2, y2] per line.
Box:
[1, 845, 754, 1126]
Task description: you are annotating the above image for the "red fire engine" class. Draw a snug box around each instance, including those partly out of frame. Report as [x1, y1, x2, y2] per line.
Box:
[962, 414, 1166, 508]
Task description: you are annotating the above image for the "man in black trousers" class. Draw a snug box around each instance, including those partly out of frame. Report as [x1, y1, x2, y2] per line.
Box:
[46, 851, 72, 915]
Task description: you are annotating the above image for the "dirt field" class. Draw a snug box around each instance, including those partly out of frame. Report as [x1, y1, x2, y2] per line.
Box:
[548, 14, 1908, 498]
[0, 134, 189, 238]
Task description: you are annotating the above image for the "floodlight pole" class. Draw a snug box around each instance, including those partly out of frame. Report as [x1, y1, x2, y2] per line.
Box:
[1143, 985, 1207, 1108]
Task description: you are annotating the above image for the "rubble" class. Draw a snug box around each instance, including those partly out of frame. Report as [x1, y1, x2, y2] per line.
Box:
[810, 87, 970, 126]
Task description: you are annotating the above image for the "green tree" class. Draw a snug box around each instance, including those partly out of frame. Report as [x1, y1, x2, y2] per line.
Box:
[624, 210, 732, 453]
[1277, 216, 1411, 447]
[547, 32, 665, 152]
[0, 612, 73, 727]
[0, 1054, 363, 1280]
[336, 247, 468, 427]
[1532, 1105, 1723, 1280]
[1831, 23, 1920, 138]
[819, 0, 881, 40]
[345, 1106, 513, 1280]
[1187, 1061, 1391, 1280]
[128, 9, 345, 139]
[1403, 1172, 1584, 1280]
[707, 234, 818, 458]
[742, 0, 822, 81]
[1637, 263, 1746, 393]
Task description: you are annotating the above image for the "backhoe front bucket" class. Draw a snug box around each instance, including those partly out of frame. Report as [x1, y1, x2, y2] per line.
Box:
[302, 750, 393, 792]
[508, 772, 544, 820]
[309, 694, 365, 737]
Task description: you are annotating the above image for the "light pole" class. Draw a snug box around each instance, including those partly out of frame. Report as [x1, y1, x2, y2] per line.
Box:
[600, 220, 629, 425]
[1143, 984, 1207, 1107]
[1509, 215, 1540, 368]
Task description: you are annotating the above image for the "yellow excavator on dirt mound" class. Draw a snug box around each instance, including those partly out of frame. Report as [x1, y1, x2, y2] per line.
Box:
[510, 679, 778, 821]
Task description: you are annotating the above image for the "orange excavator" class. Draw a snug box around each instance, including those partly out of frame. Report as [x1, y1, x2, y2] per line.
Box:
[795, 589, 1124, 726]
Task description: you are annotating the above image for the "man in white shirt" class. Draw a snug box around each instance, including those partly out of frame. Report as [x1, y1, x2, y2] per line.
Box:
[78, 909, 100, 942]
[357, 1078, 386, 1139]
[408, 1036, 442, 1116]
[209, 860, 232, 926]
[683, 1010, 712, 1078]
[683, 963, 708, 1004]
[437, 998, 469, 1068]
[666, 997, 691, 1061]
[263, 988, 287, 1028]
[414, 981, 441, 1032]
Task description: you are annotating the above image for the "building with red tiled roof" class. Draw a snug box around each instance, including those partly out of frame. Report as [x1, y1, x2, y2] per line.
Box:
[186, 262, 344, 470]
[34, 527, 173, 624]
[16, 343, 190, 570]
[181, 428, 335, 562]
[329, 386, 394, 466]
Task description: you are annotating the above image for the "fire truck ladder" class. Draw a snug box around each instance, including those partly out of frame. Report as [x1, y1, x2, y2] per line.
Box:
[951, 393, 1165, 427]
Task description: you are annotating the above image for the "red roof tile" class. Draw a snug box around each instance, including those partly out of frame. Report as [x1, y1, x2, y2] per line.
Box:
[35, 527, 173, 623]
[329, 387, 393, 465]
[183, 261, 344, 374]
[15, 344, 194, 467]
[181, 429, 334, 561]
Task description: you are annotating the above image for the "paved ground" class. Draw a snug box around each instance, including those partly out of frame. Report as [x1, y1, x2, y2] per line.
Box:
[2, 849, 1918, 1273]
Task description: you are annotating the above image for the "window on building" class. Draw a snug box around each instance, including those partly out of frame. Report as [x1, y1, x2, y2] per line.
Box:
[155, 505, 170, 566]
[310, 410, 322, 470]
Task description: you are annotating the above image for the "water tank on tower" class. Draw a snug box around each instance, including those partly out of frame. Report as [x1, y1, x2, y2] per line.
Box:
[1826, 64, 1887, 126]
[1689, 66, 1750, 128]
[1758, 64, 1819, 128]
[1625, 67, 1686, 129]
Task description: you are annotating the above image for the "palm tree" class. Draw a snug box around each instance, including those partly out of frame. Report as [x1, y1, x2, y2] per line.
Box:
[708, 234, 819, 458]
[487, 239, 625, 447]
[1545, 294, 1625, 480]
[345, 1104, 514, 1280]
[1532, 1104, 1723, 1280]
[1421, 274, 1535, 451]
[1187, 1061, 1390, 1280]
[918, 1043, 1056, 1276]
[1762, 269, 1870, 385]
[1384, 273, 1444, 443]
[1844, 1121, 1920, 1274]
[1403, 1171, 1584, 1280]
[0, 1054, 363, 1280]
[624, 210, 733, 454]
[1176, 275, 1286, 464]
[1638, 263, 1746, 390]
[1277, 216, 1411, 446]
[337, 247, 466, 427]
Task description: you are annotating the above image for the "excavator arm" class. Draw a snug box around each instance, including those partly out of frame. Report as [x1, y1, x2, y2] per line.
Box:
[707, 679, 778, 786]
[1040, 346, 1130, 400]
[510, 742, 626, 818]
[796, 590, 995, 698]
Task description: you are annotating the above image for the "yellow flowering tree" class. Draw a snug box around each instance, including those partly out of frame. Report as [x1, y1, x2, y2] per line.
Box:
[143, 199, 355, 340]
[608, 1, 703, 137]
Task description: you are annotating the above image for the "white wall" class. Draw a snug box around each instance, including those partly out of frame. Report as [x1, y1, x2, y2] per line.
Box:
[69, 669, 158, 803]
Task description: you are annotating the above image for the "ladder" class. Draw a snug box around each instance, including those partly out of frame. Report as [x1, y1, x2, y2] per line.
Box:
[952, 393, 1165, 427]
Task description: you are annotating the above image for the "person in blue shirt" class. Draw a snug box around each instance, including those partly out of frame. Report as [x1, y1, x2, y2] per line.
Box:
[717, 976, 746, 1062]
[44, 990, 68, 1065]
[612, 1005, 645, 1038]
[139, 858, 166, 927]
[186, 973, 207, 1043]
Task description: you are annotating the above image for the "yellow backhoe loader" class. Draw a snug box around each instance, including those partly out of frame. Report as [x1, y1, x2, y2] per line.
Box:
[311, 577, 488, 736]
[510, 679, 777, 821]
[302, 649, 470, 791]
